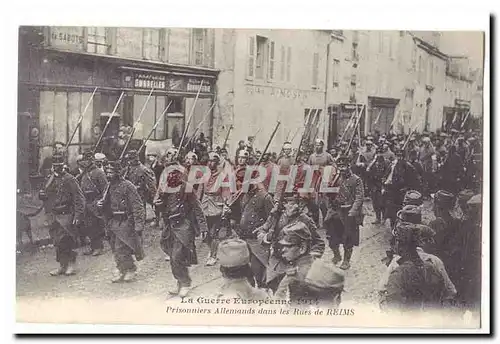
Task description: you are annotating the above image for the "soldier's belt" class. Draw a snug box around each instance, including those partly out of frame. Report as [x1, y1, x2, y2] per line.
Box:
[167, 212, 184, 222]
[52, 205, 71, 215]
[111, 211, 128, 220]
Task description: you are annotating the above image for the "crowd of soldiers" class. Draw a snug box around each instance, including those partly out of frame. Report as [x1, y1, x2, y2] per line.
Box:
[36, 124, 483, 317]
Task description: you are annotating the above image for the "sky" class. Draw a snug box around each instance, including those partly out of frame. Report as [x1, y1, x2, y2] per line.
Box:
[439, 31, 485, 70]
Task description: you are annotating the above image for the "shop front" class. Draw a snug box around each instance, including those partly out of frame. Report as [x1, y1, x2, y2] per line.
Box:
[328, 103, 364, 148]
[442, 99, 471, 131]
[18, 46, 218, 187]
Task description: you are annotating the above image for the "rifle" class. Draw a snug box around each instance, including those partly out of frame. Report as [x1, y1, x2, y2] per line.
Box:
[185, 101, 216, 149]
[119, 88, 154, 161]
[460, 109, 471, 130]
[339, 106, 359, 143]
[226, 121, 281, 208]
[345, 105, 364, 156]
[175, 80, 205, 161]
[41, 87, 98, 195]
[266, 114, 314, 241]
[93, 91, 125, 154]
[222, 125, 234, 150]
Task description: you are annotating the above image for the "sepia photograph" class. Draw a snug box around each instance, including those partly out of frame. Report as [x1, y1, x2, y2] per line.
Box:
[12, 5, 489, 334]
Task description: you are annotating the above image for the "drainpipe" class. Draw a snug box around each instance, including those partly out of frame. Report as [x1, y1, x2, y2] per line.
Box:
[323, 35, 334, 142]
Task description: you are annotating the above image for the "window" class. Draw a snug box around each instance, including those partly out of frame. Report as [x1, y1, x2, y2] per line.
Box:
[192, 28, 207, 65]
[247, 36, 255, 79]
[353, 30, 359, 43]
[411, 44, 417, 70]
[350, 74, 357, 85]
[87, 27, 108, 54]
[418, 55, 423, 83]
[312, 52, 319, 87]
[166, 97, 185, 141]
[427, 59, 434, 85]
[255, 35, 268, 79]
[352, 42, 358, 61]
[143, 28, 162, 61]
[378, 32, 384, 53]
[268, 41, 276, 81]
[388, 35, 393, 58]
[280, 45, 285, 81]
[286, 47, 292, 82]
[332, 59, 340, 87]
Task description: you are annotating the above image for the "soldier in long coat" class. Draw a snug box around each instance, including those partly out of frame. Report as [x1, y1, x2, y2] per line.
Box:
[323, 155, 364, 270]
[200, 151, 232, 266]
[125, 149, 157, 206]
[99, 161, 145, 283]
[229, 181, 274, 289]
[79, 150, 108, 256]
[418, 136, 436, 197]
[39, 154, 85, 276]
[366, 149, 389, 224]
[154, 147, 209, 297]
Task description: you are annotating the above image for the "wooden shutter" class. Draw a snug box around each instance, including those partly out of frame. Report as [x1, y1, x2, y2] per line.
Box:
[268, 41, 275, 81]
[286, 47, 292, 82]
[280, 45, 285, 81]
[247, 36, 255, 79]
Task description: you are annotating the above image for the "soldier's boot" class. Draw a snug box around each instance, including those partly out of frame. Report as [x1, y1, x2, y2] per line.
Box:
[168, 282, 180, 295]
[340, 248, 353, 270]
[123, 271, 136, 282]
[332, 246, 342, 265]
[49, 263, 67, 276]
[205, 257, 217, 266]
[111, 270, 125, 283]
[178, 286, 191, 298]
[64, 261, 76, 276]
[83, 246, 93, 255]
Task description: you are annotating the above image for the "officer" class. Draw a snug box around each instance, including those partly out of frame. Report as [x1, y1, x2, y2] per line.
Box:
[428, 190, 460, 258]
[154, 147, 209, 297]
[39, 153, 85, 276]
[216, 238, 270, 300]
[99, 160, 145, 283]
[324, 155, 364, 270]
[79, 149, 108, 256]
[366, 148, 389, 224]
[125, 149, 157, 207]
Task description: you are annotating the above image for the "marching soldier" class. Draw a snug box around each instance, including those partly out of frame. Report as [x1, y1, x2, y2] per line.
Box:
[259, 152, 277, 195]
[39, 153, 85, 276]
[124, 149, 157, 207]
[273, 222, 314, 300]
[366, 148, 389, 224]
[154, 147, 209, 297]
[324, 155, 364, 270]
[147, 150, 164, 228]
[419, 136, 436, 198]
[216, 238, 270, 300]
[98, 161, 145, 283]
[380, 220, 448, 313]
[254, 193, 325, 292]
[308, 138, 335, 224]
[200, 151, 231, 266]
[79, 150, 108, 256]
[382, 147, 419, 229]
[228, 180, 274, 289]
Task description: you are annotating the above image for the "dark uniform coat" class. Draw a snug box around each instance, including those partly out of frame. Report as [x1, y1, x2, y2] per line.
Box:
[103, 178, 146, 260]
[43, 172, 85, 262]
[126, 162, 157, 204]
[274, 254, 315, 301]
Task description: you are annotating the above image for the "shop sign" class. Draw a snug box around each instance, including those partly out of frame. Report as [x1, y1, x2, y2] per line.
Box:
[455, 99, 471, 107]
[341, 103, 363, 111]
[47, 27, 85, 51]
[134, 73, 167, 89]
[168, 76, 212, 93]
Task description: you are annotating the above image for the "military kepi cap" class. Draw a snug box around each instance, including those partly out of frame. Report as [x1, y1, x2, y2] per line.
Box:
[305, 259, 345, 290]
[52, 153, 65, 165]
[279, 222, 312, 246]
[433, 190, 455, 208]
[403, 190, 423, 206]
[218, 238, 250, 268]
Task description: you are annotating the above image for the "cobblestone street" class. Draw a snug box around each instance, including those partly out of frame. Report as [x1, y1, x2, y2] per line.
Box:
[16, 200, 435, 307]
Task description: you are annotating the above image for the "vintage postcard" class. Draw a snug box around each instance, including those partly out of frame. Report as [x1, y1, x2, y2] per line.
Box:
[13, 6, 489, 334]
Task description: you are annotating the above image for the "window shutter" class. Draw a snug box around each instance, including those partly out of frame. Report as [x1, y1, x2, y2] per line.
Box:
[280, 45, 285, 81]
[312, 52, 319, 87]
[286, 47, 292, 82]
[268, 41, 275, 81]
[159, 29, 166, 61]
[247, 36, 255, 79]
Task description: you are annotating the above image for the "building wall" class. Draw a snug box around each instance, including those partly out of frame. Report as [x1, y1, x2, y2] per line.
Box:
[215, 29, 331, 154]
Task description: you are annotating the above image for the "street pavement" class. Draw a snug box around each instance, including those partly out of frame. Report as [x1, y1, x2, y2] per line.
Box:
[16, 200, 435, 307]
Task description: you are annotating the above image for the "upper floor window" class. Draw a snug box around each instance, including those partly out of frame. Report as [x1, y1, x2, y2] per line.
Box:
[332, 59, 340, 87]
[87, 27, 108, 54]
[192, 28, 207, 65]
[143, 28, 163, 61]
[255, 35, 268, 79]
